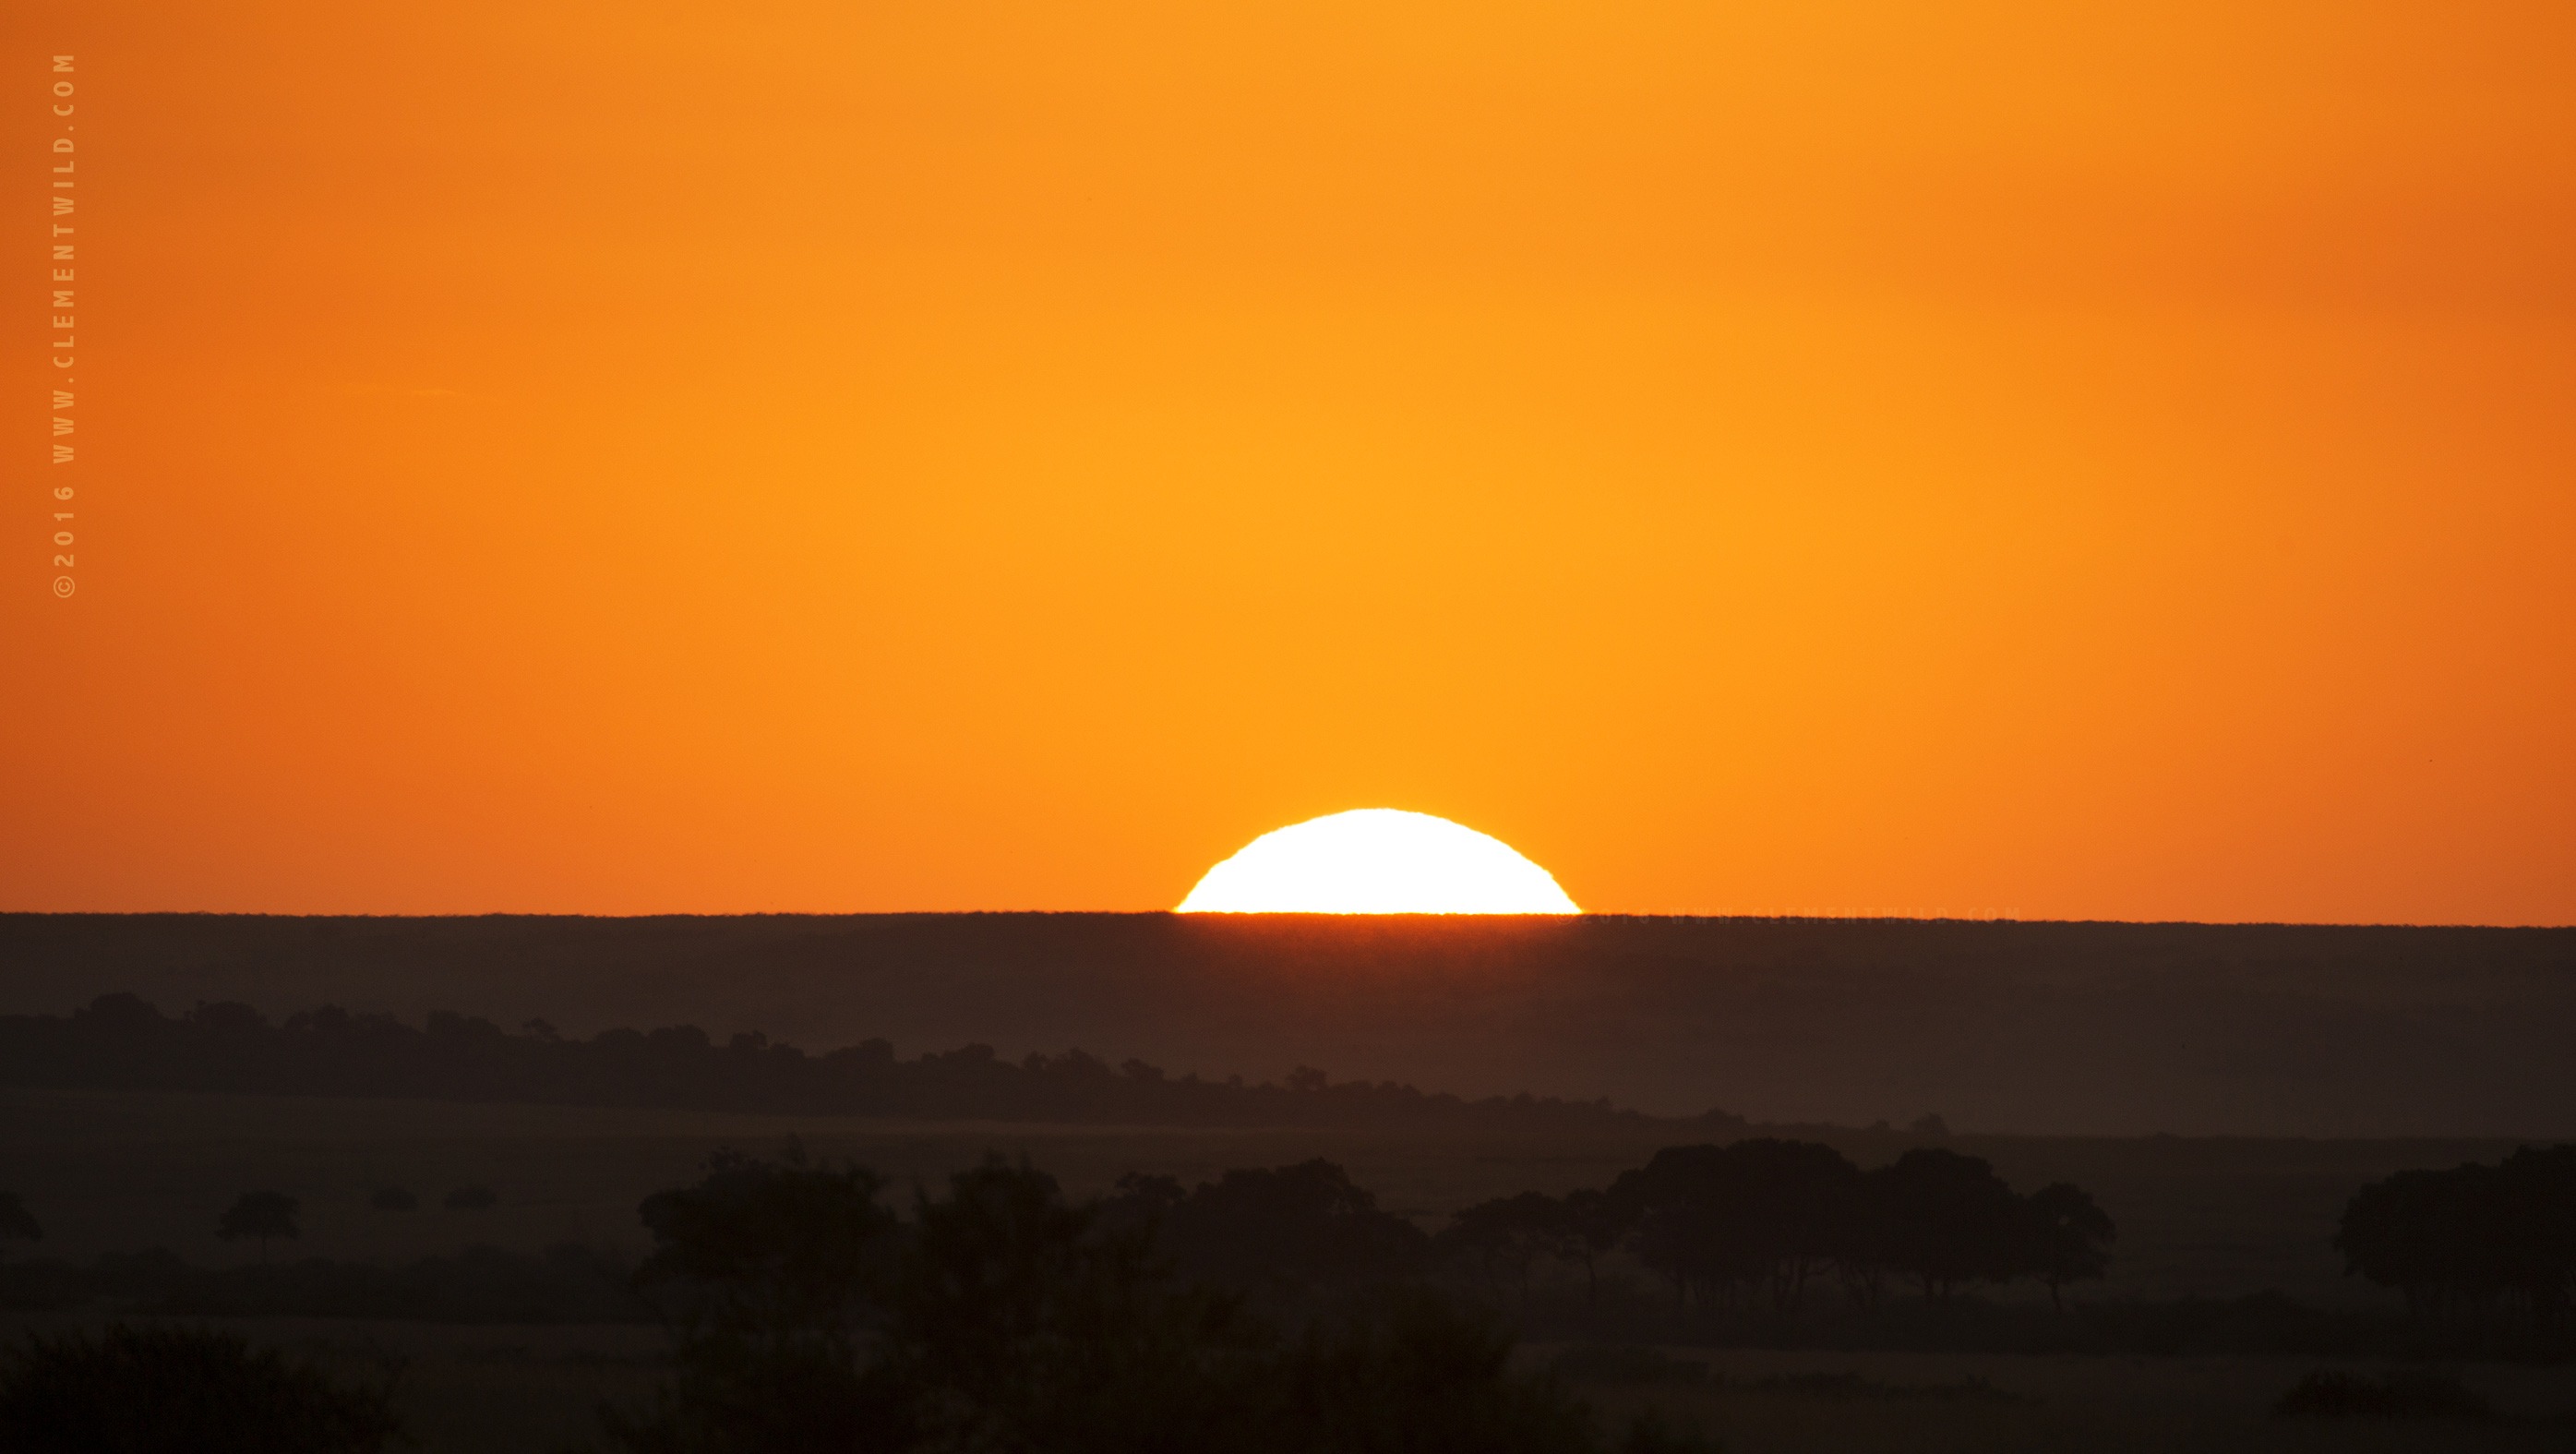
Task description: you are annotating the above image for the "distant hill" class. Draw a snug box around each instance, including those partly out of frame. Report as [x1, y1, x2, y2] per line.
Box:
[0, 991, 1669, 1133]
[1, 913, 2569, 1136]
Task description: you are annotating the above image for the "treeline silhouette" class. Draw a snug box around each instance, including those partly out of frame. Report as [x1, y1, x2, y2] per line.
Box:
[1090, 1141, 2111, 1326]
[13, 910, 2570, 1137]
[0, 1140, 2114, 1331]
[1444, 1141, 2114, 1320]
[606, 1148, 1722, 1454]
[2339, 1145, 2576, 1331]
[8, 1140, 2565, 1363]
[592, 1141, 2550, 1450]
[0, 993, 1683, 1131]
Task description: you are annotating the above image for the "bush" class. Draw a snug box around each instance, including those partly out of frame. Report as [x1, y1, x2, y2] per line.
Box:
[0, 1322, 402, 1453]
[2273, 1368, 2491, 1421]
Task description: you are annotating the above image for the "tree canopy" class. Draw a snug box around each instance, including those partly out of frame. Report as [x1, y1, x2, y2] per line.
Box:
[2338, 1146, 2576, 1329]
[216, 1193, 300, 1263]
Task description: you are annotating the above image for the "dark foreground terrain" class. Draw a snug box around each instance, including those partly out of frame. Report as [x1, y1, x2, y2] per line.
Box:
[6, 1310, 2572, 1454]
[4, 912, 2570, 1449]
[3, 1086, 2572, 1451]
[3, 912, 2571, 1134]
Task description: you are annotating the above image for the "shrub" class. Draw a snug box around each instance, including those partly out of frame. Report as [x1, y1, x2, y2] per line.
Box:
[0, 1323, 401, 1454]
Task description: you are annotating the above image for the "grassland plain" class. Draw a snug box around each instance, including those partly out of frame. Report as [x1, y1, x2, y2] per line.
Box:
[1, 1311, 2568, 1454]
[6, 1087, 2575, 1451]
[0, 1085, 2538, 1306]
[1554, 1347, 2576, 1454]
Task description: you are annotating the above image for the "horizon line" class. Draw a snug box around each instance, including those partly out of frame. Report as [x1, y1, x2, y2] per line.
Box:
[2, 908, 2570, 932]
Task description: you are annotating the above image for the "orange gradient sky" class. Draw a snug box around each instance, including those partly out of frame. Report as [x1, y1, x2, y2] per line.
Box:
[6, 1, 2573, 921]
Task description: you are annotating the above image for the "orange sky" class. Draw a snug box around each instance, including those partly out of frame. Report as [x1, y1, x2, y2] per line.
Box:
[7, 1, 2573, 922]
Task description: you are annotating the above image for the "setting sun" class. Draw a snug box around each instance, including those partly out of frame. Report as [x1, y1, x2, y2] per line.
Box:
[1176, 809, 1580, 915]
[6, 9, 2573, 1447]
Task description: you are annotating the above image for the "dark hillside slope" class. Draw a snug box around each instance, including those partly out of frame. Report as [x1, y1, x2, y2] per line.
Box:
[1, 913, 2568, 1136]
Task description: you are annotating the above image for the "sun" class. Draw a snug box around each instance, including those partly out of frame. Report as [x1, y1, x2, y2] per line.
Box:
[1175, 809, 1580, 915]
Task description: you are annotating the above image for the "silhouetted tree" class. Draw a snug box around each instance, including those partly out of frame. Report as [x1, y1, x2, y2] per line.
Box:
[1834, 1166, 1899, 1313]
[2338, 1146, 2576, 1330]
[1554, 1188, 1623, 1304]
[883, 1155, 1271, 1453]
[217, 1192, 300, 1265]
[606, 1146, 901, 1454]
[1873, 1148, 2023, 1305]
[1606, 1146, 1739, 1310]
[1728, 1138, 1863, 1318]
[2490, 1146, 2576, 1330]
[2337, 1168, 2452, 1320]
[1440, 1193, 1563, 1304]
[0, 1323, 401, 1454]
[1144, 1159, 1429, 1298]
[2025, 1182, 2115, 1312]
[893, 1158, 1688, 1453]
[1605, 1139, 1862, 1319]
[607, 1148, 1696, 1453]
[637, 1146, 894, 1340]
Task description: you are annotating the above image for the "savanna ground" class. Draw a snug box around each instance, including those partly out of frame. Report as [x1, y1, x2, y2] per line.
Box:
[5, 1086, 2571, 1451]
[1, 1313, 2568, 1454]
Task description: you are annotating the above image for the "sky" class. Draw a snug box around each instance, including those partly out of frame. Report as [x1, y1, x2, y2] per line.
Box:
[6, 1, 2572, 922]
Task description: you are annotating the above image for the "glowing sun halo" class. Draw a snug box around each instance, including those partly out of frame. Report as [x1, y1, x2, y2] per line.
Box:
[1175, 809, 1580, 915]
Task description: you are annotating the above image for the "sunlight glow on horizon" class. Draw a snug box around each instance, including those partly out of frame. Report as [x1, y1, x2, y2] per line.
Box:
[1176, 810, 1581, 915]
